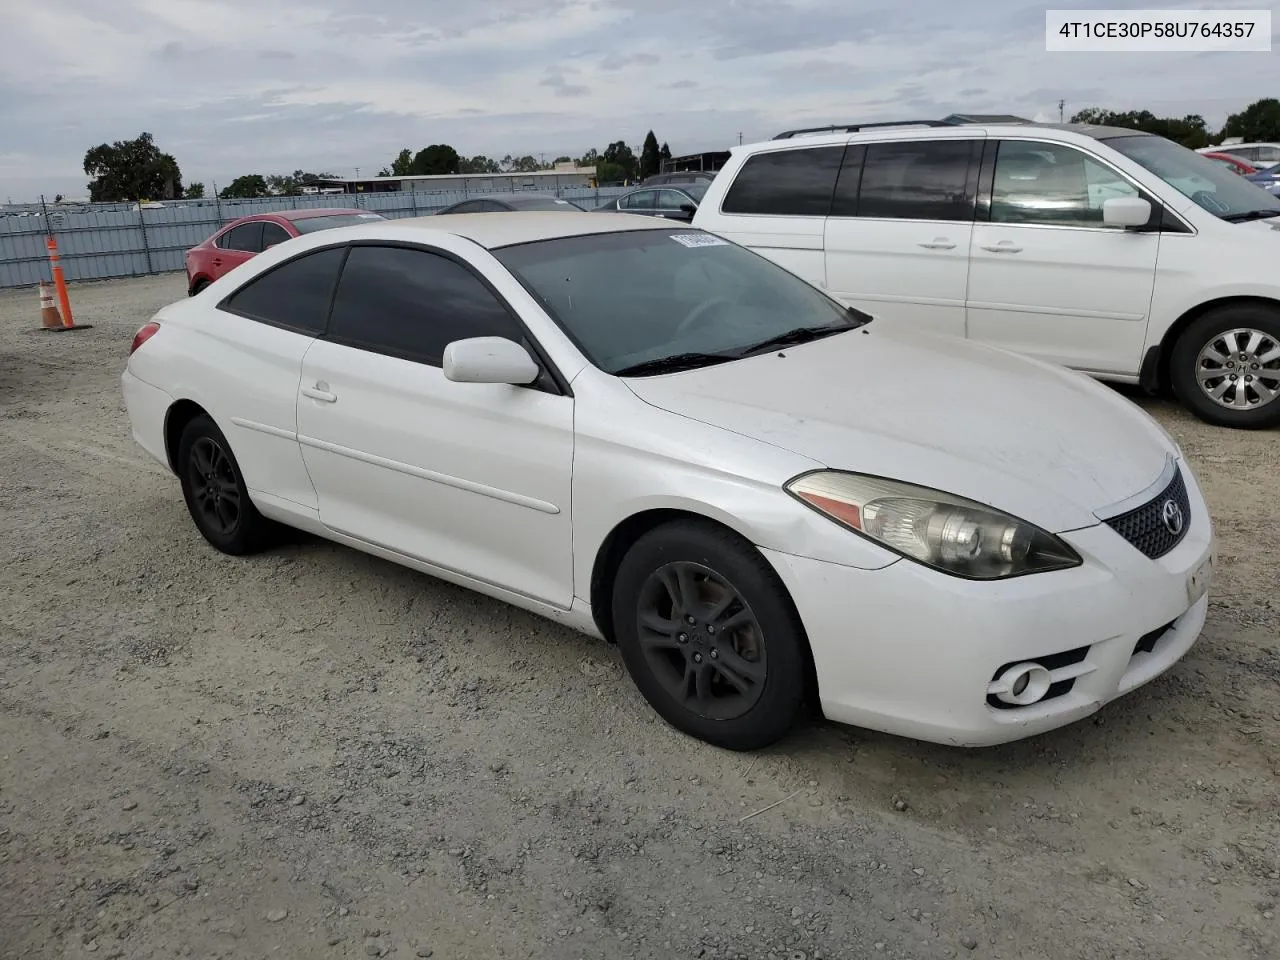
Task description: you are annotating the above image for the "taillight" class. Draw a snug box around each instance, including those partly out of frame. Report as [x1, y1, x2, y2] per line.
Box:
[130, 322, 161, 355]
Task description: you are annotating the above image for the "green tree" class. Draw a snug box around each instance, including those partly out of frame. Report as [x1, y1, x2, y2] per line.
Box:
[639, 130, 661, 179]
[220, 175, 269, 199]
[1220, 98, 1280, 143]
[660, 142, 672, 165]
[264, 169, 338, 195]
[185, 182, 205, 199]
[602, 140, 638, 180]
[553, 155, 572, 164]
[409, 144, 460, 175]
[82, 132, 183, 202]
[460, 155, 501, 174]
[578, 147, 599, 167]
[510, 155, 540, 173]
[594, 161, 628, 184]
[390, 148, 414, 176]
[1069, 108, 1210, 148]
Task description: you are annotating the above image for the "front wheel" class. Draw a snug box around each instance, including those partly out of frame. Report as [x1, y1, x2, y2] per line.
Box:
[1170, 305, 1280, 429]
[611, 520, 810, 751]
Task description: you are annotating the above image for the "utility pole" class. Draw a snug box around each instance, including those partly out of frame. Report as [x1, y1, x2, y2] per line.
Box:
[1058, 99, 1065, 123]
[738, 131, 743, 145]
[354, 166, 361, 179]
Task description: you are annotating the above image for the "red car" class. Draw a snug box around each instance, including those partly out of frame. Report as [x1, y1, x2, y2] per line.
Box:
[1200, 151, 1260, 176]
[184, 208, 386, 294]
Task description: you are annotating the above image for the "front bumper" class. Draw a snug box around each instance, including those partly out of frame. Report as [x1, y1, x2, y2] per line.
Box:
[762, 462, 1214, 747]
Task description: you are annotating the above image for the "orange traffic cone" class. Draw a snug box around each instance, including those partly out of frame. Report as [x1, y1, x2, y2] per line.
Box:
[38, 281, 63, 330]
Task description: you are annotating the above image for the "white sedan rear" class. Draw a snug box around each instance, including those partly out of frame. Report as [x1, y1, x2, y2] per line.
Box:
[121, 212, 1214, 750]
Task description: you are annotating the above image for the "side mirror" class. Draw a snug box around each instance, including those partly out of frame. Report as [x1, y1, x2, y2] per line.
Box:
[1102, 196, 1152, 228]
[679, 203, 696, 214]
[442, 337, 540, 385]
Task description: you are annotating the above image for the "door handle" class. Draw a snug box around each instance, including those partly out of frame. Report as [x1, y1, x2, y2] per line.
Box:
[917, 239, 956, 249]
[980, 242, 1023, 253]
[301, 383, 337, 403]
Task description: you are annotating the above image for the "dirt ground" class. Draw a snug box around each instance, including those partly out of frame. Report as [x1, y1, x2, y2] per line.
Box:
[1, 273, 1277, 960]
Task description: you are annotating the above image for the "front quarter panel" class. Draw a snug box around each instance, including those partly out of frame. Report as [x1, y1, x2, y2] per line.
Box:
[569, 368, 901, 604]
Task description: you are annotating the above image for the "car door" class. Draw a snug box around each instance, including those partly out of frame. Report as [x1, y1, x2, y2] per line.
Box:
[823, 138, 981, 340]
[966, 139, 1160, 375]
[709, 144, 843, 290]
[296, 242, 575, 608]
[206, 245, 346, 510]
[212, 221, 265, 279]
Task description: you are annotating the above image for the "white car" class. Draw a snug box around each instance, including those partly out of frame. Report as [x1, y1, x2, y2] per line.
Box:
[121, 212, 1214, 750]
[692, 120, 1280, 429]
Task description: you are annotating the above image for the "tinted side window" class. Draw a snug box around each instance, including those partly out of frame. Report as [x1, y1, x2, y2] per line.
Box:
[622, 191, 656, 210]
[659, 190, 692, 209]
[328, 246, 522, 366]
[990, 141, 1139, 228]
[260, 222, 291, 247]
[851, 140, 978, 221]
[223, 221, 264, 252]
[721, 146, 843, 217]
[221, 247, 345, 334]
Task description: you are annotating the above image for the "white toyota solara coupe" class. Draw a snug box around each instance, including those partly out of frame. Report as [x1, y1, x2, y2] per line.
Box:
[121, 212, 1215, 751]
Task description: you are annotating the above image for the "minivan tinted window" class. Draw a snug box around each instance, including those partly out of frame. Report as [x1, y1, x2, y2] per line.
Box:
[836, 140, 978, 221]
[721, 146, 844, 217]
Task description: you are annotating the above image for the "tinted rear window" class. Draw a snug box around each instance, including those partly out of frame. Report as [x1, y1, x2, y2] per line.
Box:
[220, 247, 345, 334]
[838, 140, 978, 221]
[721, 146, 844, 217]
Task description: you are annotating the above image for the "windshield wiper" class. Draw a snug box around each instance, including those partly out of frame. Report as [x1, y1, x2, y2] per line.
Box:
[613, 352, 737, 377]
[1221, 209, 1280, 223]
[733, 320, 864, 359]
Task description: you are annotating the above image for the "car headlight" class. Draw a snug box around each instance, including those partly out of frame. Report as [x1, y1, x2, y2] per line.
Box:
[785, 471, 1082, 580]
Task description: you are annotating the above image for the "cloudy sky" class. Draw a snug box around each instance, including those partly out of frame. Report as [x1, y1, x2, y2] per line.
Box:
[0, 0, 1273, 201]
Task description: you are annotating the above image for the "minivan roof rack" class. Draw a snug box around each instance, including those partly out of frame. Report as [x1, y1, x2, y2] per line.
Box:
[772, 120, 957, 140]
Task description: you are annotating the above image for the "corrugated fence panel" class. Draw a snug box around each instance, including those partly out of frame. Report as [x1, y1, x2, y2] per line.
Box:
[0, 187, 630, 288]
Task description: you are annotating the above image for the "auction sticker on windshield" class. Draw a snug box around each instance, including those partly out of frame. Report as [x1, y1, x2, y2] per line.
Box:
[670, 233, 729, 248]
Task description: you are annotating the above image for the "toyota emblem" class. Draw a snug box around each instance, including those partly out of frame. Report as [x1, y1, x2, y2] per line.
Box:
[1160, 499, 1185, 536]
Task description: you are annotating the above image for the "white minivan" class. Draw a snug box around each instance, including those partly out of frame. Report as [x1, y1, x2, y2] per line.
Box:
[692, 120, 1280, 429]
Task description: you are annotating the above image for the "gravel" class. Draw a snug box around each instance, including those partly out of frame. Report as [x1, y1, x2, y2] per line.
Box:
[1, 273, 1278, 960]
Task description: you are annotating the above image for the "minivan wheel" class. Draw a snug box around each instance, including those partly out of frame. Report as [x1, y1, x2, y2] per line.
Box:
[177, 414, 273, 554]
[611, 520, 810, 751]
[1170, 305, 1280, 429]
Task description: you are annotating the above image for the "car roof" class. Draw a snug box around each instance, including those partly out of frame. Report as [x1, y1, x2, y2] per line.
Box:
[739, 121, 1156, 152]
[274, 207, 372, 221]
[338, 211, 678, 249]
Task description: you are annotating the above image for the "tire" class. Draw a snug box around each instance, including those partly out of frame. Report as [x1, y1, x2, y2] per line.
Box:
[176, 414, 273, 554]
[1170, 305, 1280, 429]
[189, 278, 210, 296]
[611, 519, 810, 751]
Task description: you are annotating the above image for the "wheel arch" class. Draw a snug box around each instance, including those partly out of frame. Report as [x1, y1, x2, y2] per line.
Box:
[163, 399, 212, 475]
[1145, 295, 1280, 393]
[587, 506, 821, 705]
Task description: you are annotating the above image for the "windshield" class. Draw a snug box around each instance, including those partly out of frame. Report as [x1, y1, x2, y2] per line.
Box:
[493, 228, 861, 375]
[1104, 135, 1280, 219]
[292, 212, 387, 233]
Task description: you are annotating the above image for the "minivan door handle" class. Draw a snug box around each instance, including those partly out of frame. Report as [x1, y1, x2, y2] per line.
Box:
[301, 382, 337, 403]
[917, 238, 956, 249]
[980, 242, 1023, 253]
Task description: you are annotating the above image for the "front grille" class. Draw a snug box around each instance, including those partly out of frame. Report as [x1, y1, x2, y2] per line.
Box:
[1103, 468, 1191, 559]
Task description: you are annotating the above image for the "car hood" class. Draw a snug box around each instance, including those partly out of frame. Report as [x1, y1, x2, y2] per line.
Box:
[623, 326, 1177, 533]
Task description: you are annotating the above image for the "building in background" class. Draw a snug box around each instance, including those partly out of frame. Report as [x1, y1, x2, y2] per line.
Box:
[660, 151, 731, 175]
[312, 166, 599, 195]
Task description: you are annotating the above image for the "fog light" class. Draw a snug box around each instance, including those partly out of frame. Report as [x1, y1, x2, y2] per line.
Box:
[990, 662, 1052, 706]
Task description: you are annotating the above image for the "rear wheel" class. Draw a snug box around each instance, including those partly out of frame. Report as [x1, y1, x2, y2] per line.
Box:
[177, 414, 273, 554]
[611, 520, 810, 751]
[1170, 305, 1280, 429]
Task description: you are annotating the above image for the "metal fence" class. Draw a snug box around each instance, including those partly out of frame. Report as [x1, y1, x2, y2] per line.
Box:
[0, 185, 630, 289]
